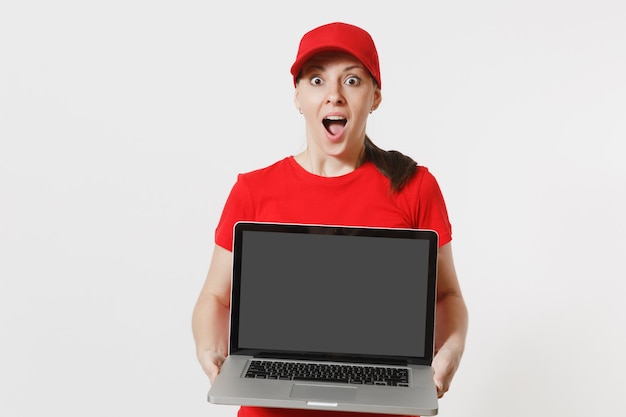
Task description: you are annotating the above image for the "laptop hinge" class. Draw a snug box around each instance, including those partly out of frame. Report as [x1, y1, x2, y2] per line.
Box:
[255, 352, 408, 366]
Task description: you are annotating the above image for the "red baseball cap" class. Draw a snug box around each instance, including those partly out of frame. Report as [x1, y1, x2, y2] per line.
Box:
[290, 22, 381, 89]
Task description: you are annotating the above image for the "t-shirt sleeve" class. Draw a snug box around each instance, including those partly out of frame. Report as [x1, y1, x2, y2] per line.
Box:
[214, 174, 255, 251]
[415, 167, 453, 247]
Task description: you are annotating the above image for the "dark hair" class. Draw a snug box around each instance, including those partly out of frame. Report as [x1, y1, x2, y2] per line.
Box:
[363, 135, 417, 192]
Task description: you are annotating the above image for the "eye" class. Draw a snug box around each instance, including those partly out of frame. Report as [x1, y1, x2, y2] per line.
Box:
[309, 76, 323, 86]
[345, 76, 361, 86]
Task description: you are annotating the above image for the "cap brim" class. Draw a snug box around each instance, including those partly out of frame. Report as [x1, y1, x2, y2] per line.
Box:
[290, 46, 357, 83]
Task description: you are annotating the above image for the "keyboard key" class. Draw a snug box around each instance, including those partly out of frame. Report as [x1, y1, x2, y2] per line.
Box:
[245, 361, 409, 387]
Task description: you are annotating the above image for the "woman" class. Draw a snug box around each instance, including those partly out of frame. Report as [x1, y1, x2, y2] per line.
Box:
[192, 22, 468, 417]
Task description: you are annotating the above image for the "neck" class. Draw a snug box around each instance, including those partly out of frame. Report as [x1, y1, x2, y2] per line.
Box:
[295, 146, 366, 177]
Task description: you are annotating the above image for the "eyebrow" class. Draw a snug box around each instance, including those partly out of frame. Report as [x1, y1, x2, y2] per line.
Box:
[303, 63, 366, 74]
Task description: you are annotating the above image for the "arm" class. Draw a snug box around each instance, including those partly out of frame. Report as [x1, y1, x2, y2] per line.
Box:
[432, 242, 468, 398]
[192, 244, 233, 384]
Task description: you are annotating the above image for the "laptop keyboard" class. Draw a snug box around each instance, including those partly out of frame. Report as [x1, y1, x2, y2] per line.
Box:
[245, 360, 410, 387]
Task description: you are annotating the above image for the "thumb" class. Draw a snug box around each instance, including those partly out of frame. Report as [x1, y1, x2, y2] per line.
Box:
[200, 351, 226, 384]
[434, 377, 445, 398]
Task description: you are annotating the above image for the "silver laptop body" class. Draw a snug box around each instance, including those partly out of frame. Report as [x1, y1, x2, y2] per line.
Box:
[208, 222, 439, 415]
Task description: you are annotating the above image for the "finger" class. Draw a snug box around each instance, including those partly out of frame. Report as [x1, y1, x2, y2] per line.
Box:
[206, 359, 223, 384]
[208, 368, 219, 385]
[434, 376, 449, 398]
[434, 379, 443, 398]
[200, 351, 225, 383]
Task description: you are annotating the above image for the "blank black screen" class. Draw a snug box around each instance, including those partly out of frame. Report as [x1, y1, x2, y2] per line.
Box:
[236, 230, 431, 359]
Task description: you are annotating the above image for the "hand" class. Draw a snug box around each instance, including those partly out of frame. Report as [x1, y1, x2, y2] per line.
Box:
[431, 346, 462, 398]
[198, 350, 226, 384]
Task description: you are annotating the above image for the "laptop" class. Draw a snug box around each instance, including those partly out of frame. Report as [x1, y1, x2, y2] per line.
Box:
[208, 221, 440, 415]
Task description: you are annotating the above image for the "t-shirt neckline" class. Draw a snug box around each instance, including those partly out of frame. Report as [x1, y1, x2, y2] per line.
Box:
[287, 155, 374, 183]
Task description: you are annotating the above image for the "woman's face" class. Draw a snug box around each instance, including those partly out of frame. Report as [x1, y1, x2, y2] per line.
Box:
[294, 52, 382, 161]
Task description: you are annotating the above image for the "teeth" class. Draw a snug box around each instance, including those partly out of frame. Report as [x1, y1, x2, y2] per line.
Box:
[325, 116, 346, 121]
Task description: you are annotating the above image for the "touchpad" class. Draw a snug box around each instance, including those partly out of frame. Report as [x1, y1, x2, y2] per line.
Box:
[290, 383, 357, 402]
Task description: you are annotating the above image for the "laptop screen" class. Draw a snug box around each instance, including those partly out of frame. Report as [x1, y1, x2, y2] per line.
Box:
[230, 222, 438, 365]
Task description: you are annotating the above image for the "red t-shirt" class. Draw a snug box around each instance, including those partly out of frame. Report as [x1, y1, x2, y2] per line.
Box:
[216, 156, 452, 251]
[214, 156, 452, 417]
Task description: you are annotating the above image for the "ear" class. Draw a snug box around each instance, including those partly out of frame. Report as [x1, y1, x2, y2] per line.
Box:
[294, 90, 301, 113]
[372, 88, 382, 111]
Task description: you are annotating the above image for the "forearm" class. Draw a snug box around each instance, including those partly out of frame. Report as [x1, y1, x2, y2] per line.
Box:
[433, 289, 468, 393]
[192, 293, 230, 359]
[192, 245, 233, 381]
[435, 291, 468, 355]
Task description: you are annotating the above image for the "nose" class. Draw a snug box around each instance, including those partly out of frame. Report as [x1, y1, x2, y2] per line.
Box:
[326, 81, 345, 105]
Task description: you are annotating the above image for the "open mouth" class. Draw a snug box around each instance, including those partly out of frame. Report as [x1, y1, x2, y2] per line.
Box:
[323, 116, 347, 136]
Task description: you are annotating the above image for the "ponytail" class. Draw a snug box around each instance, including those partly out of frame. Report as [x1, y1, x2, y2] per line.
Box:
[363, 135, 417, 192]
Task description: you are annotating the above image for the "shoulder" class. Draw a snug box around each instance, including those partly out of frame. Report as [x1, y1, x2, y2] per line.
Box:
[396, 165, 450, 216]
[401, 165, 441, 194]
[237, 157, 293, 183]
[232, 157, 294, 190]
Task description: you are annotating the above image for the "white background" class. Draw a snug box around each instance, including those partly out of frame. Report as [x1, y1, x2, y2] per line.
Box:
[1, 1, 625, 416]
